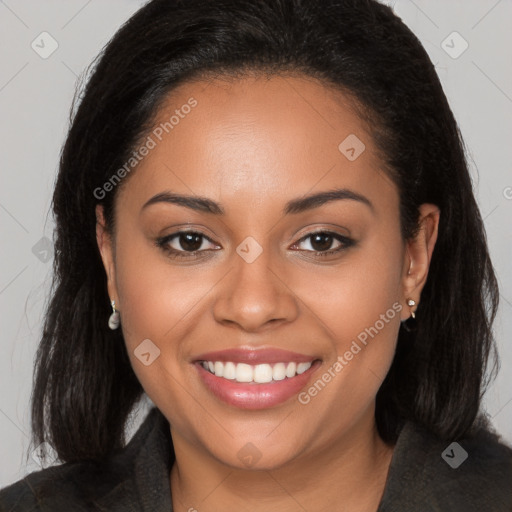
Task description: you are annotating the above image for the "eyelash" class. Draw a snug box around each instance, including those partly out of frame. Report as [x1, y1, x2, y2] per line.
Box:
[155, 230, 355, 260]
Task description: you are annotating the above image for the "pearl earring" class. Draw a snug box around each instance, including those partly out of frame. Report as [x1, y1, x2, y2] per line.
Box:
[108, 299, 120, 330]
[406, 298, 416, 319]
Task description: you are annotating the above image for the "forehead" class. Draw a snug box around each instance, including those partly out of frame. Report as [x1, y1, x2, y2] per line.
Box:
[117, 74, 397, 216]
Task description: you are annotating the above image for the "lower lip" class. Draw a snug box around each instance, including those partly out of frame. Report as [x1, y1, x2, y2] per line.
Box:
[195, 361, 321, 410]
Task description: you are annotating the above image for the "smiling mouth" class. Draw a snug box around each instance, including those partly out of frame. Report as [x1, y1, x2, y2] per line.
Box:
[199, 360, 315, 383]
[193, 347, 322, 409]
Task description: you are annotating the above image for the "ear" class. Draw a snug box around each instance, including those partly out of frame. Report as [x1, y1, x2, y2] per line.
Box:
[95, 204, 120, 309]
[400, 203, 440, 321]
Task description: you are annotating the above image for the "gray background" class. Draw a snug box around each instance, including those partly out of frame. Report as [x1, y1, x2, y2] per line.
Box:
[1, 0, 511, 488]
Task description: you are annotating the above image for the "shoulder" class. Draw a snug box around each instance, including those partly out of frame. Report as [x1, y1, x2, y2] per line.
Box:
[0, 458, 127, 512]
[0, 406, 170, 512]
[379, 415, 512, 511]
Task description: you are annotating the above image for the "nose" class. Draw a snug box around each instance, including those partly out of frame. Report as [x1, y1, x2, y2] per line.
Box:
[212, 247, 300, 332]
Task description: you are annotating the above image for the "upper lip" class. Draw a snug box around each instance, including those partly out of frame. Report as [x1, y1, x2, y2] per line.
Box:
[194, 347, 317, 365]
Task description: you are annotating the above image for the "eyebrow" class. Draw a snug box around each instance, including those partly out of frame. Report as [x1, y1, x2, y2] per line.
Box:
[141, 187, 374, 215]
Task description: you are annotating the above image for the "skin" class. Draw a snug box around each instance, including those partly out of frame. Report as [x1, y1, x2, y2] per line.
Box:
[96, 74, 439, 512]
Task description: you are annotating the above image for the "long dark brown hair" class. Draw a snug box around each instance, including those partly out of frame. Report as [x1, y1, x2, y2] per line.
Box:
[30, 0, 499, 464]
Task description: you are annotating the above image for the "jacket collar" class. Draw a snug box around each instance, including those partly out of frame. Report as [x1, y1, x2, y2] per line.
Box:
[94, 407, 512, 511]
[94, 406, 175, 511]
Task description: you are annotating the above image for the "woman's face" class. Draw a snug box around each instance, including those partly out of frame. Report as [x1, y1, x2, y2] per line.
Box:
[97, 74, 438, 469]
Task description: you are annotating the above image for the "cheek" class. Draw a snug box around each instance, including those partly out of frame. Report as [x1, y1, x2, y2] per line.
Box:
[112, 234, 221, 374]
[298, 232, 403, 392]
[294, 230, 403, 344]
[338, 234, 403, 359]
[111, 234, 181, 355]
[115, 253, 205, 344]
[111, 247, 193, 402]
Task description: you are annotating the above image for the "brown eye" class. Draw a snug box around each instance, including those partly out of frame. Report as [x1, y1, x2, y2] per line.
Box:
[155, 231, 219, 258]
[291, 231, 355, 257]
[176, 232, 204, 252]
[308, 233, 336, 251]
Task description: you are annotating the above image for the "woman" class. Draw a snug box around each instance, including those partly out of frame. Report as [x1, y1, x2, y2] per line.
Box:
[1, 0, 510, 510]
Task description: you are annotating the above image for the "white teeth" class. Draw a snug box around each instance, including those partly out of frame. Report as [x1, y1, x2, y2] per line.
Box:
[201, 360, 313, 383]
[235, 363, 253, 382]
[285, 362, 297, 378]
[272, 362, 286, 381]
[214, 361, 224, 377]
[254, 364, 273, 383]
[223, 361, 236, 380]
[297, 362, 312, 375]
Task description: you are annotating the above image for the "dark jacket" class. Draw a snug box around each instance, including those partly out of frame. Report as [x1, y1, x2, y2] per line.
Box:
[1, 406, 511, 511]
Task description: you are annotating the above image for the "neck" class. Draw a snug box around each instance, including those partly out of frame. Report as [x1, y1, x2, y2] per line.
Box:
[170, 410, 394, 512]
